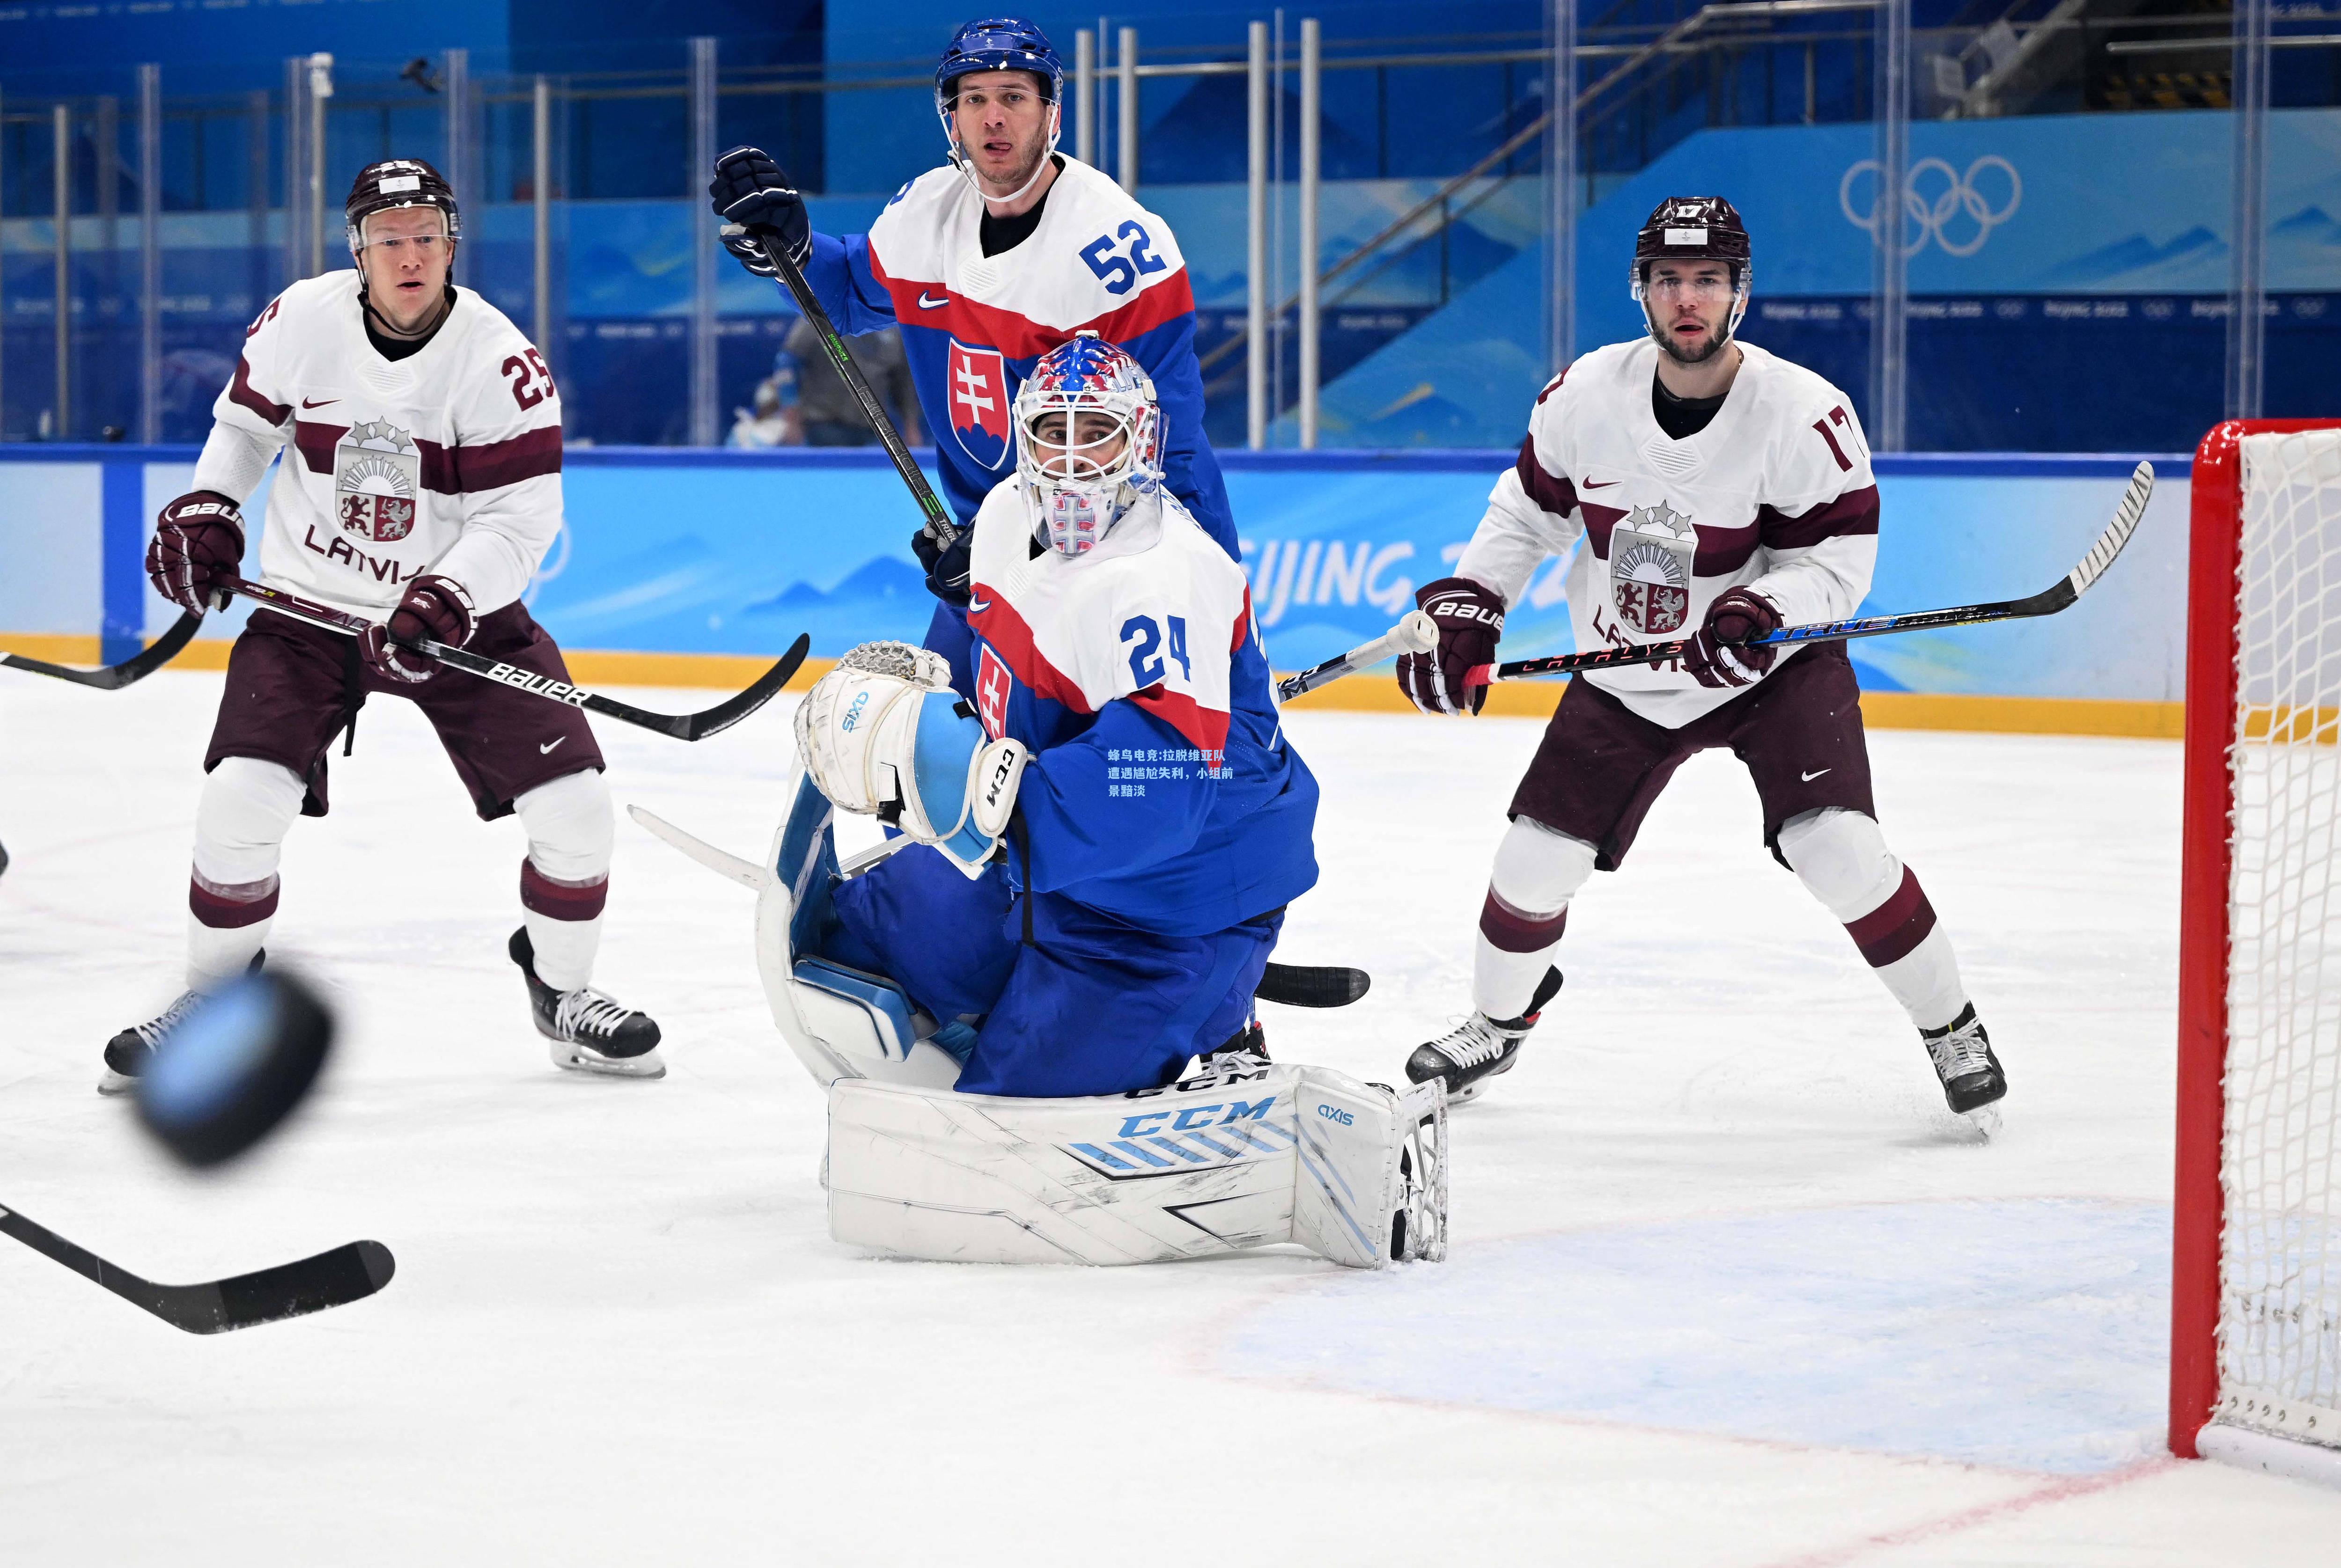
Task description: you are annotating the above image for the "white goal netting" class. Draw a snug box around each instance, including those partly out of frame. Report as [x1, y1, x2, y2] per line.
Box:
[2222, 425, 2341, 1447]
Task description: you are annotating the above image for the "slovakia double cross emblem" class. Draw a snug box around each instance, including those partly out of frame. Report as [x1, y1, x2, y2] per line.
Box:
[948, 339, 1012, 472]
[975, 645, 1014, 740]
[333, 418, 422, 543]
[1610, 499, 1697, 636]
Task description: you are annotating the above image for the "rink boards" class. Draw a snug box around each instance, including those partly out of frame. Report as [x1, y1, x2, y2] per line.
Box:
[0, 444, 2193, 735]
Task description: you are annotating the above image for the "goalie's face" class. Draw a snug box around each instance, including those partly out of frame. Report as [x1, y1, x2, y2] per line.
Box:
[1027, 409, 1129, 480]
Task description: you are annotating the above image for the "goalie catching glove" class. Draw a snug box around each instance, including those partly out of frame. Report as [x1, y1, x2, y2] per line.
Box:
[795, 641, 1028, 879]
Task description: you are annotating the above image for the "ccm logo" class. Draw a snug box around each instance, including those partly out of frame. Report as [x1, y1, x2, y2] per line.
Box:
[1117, 1097, 1275, 1138]
[489, 664, 588, 707]
[840, 690, 870, 732]
[1317, 1103, 1354, 1125]
[981, 752, 1016, 808]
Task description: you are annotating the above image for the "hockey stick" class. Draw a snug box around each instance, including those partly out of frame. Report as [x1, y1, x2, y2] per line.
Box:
[1470, 461, 2156, 687]
[736, 228, 959, 550]
[1275, 610, 1440, 703]
[627, 805, 1370, 1008]
[0, 1205, 393, 1334]
[225, 578, 808, 742]
[0, 609, 204, 690]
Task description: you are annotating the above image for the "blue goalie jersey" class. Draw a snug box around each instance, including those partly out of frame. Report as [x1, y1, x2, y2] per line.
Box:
[962, 480, 1317, 936]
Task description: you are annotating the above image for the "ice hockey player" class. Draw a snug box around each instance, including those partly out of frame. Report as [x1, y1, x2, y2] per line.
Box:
[104, 158, 663, 1092]
[773, 336, 1442, 1267]
[707, 15, 1235, 696]
[1394, 196, 2006, 1126]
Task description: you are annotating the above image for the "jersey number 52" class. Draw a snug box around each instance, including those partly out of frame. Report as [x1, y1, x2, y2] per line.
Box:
[1122, 614, 1191, 689]
[1081, 222, 1169, 297]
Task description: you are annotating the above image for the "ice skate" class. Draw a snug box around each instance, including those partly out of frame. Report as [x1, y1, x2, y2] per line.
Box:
[1406, 969, 1560, 1105]
[509, 928, 665, 1079]
[100, 952, 264, 1096]
[1921, 1002, 2005, 1130]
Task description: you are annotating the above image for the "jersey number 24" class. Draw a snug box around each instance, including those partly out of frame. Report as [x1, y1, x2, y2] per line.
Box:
[1122, 614, 1191, 689]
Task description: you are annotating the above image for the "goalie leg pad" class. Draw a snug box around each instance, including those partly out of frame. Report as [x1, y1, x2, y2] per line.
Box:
[825, 1062, 1446, 1268]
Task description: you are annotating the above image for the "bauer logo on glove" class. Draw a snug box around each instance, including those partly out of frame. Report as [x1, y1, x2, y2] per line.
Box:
[795, 641, 1029, 879]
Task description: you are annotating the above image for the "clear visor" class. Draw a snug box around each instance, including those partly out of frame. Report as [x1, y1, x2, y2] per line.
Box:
[351, 209, 455, 255]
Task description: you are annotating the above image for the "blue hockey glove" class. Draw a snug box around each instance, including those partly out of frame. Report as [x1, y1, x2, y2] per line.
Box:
[708, 146, 810, 276]
[911, 526, 974, 608]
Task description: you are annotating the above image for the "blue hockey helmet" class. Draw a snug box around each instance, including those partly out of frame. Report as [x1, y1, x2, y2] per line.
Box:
[935, 18, 1065, 198]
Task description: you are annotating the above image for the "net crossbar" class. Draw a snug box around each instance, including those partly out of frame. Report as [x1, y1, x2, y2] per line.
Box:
[2176, 420, 2341, 1463]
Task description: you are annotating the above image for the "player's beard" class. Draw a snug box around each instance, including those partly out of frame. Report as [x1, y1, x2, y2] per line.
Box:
[1647, 303, 1731, 366]
[983, 133, 1048, 199]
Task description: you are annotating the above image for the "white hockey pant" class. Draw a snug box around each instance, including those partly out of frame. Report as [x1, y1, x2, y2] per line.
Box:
[825, 1061, 1448, 1268]
[1775, 807, 1967, 1031]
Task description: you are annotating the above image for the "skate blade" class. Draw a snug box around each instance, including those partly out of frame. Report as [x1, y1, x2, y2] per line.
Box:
[1959, 1104, 2004, 1141]
[96, 1070, 138, 1098]
[549, 1040, 667, 1080]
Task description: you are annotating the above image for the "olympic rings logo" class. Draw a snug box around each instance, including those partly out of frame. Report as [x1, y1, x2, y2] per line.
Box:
[1840, 155, 2022, 258]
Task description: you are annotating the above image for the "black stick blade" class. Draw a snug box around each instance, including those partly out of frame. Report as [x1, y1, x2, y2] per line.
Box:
[0, 611, 202, 690]
[192, 1240, 396, 1334]
[1257, 962, 1371, 1009]
[679, 634, 811, 740]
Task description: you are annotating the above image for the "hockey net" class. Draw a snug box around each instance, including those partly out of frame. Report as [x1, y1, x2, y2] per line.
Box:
[2175, 419, 2341, 1470]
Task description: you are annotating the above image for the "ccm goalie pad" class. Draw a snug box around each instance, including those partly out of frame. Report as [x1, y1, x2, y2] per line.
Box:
[825, 1059, 1447, 1268]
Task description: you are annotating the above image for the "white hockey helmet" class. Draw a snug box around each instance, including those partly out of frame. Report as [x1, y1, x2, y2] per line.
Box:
[1012, 333, 1162, 558]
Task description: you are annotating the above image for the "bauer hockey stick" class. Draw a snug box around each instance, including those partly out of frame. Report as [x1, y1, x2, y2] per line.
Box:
[0, 1205, 393, 1334]
[736, 228, 959, 550]
[1276, 610, 1439, 702]
[1470, 460, 2156, 687]
[0, 608, 203, 690]
[224, 579, 809, 742]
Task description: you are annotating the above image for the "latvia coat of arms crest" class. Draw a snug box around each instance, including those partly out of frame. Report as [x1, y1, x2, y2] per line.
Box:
[334, 419, 423, 543]
[1609, 499, 1697, 636]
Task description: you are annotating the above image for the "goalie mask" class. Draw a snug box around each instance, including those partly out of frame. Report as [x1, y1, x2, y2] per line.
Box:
[1013, 334, 1162, 558]
[1630, 195, 1752, 350]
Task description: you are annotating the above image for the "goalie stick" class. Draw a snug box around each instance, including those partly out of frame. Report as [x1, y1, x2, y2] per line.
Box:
[225, 578, 808, 742]
[1469, 461, 2157, 687]
[626, 804, 1369, 1009]
[1276, 610, 1439, 703]
[0, 1204, 393, 1334]
[737, 228, 960, 550]
[0, 609, 203, 690]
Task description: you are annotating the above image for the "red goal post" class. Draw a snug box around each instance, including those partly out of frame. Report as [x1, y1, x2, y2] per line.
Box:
[2173, 417, 2341, 1474]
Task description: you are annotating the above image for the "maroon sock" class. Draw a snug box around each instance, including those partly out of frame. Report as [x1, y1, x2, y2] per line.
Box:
[189, 872, 279, 929]
[520, 859, 608, 923]
[1844, 866, 1938, 967]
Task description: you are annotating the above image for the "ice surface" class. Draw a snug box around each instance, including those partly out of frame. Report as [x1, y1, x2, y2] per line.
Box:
[2, 670, 2336, 1564]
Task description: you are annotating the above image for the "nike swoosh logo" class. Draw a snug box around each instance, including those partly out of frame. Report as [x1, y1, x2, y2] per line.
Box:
[540, 737, 567, 755]
[302, 397, 338, 409]
[1801, 768, 1830, 781]
[1581, 477, 1618, 489]
[918, 290, 949, 309]
[967, 595, 992, 613]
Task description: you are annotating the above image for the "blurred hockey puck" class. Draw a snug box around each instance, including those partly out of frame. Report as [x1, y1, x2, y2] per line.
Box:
[136, 972, 337, 1168]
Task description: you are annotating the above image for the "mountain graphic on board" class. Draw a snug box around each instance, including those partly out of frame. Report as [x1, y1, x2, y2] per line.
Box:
[2039, 227, 2223, 290]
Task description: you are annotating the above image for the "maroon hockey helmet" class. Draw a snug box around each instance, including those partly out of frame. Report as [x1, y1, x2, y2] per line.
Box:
[345, 159, 461, 253]
[1630, 195, 1752, 335]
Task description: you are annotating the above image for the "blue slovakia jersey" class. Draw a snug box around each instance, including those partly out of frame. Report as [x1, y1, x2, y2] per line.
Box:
[962, 480, 1316, 936]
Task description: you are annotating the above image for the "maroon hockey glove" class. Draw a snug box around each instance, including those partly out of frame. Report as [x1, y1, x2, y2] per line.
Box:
[146, 491, 245, 614]
[359, 574, 475, 686]
[1397, 577, 1505, 716]
[1683, 586, 1783, 689]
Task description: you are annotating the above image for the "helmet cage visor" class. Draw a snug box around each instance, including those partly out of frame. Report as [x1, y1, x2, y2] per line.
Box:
[1013, 383, 1159, 557]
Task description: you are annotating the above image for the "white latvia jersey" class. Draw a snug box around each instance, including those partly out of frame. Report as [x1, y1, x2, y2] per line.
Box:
[209, 270, 564, 622]
[1457, 338, 1881, 728]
